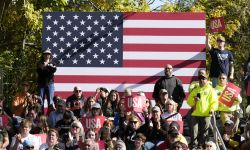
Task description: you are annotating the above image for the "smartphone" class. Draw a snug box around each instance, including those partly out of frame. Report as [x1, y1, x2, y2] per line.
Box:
[196, 93, 201, 99]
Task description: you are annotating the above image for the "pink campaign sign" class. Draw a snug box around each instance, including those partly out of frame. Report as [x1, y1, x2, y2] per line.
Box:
[34, 134, 47, 147]
[81, 116, 105, 132]
[219, 82, 241, 107]
[125, 96, 146, 113]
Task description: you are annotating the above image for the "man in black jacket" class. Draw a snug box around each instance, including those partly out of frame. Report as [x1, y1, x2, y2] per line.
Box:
[152, 64, 185, 112]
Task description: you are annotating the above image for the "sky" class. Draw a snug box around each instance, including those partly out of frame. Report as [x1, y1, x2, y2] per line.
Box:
[148, 0, 165, 11]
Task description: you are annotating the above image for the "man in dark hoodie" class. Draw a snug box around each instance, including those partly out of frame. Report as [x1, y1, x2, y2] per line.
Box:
[152, 64, 185, 112]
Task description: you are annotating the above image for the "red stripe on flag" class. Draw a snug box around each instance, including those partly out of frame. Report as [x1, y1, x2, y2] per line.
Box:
[123, 12, 205, 20]
[54, 76, 198, 84]
[123, 60, 206, 68]
[124, 28, 205, 36]
[123, 44, 205, 52]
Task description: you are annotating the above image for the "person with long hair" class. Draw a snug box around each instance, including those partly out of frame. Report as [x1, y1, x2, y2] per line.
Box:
[102, 90, 120, 117]
[37, 49, 57, 110]
[161, 99, 182, 122]
[85, 128, 99, 150]
[83, 96, 96, 116]
[30, 115, 50, 134]
[63, 120, 85, 150]
[39, 128, 65, 150]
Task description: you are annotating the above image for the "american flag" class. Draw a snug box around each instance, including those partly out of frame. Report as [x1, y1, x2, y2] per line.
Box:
[42, 12, 206, 115]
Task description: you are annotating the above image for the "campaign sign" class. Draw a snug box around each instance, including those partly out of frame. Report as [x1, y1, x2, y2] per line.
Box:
[99, 140, 105, 150]
[125, 96, 146, 112]
[0, 115, 8, 126]
[247, 81, 250, 96]
[81, 116, 105, 132]
[34, 134, 47, 147]
[209, 17, 225, 33]
[219, 82, 241, 107]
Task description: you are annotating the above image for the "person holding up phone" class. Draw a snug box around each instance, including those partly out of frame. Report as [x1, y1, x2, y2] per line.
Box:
[187, 74, 218, 149]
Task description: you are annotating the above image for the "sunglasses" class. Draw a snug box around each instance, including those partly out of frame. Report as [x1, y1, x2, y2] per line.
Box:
[217, 40, 225, 42]
[199, 77, 207, 80]
[130, 121, 137, 124]
[75, 90, 82, 93]
[165, 67, 173, 70]
[25, 146, 34, 149]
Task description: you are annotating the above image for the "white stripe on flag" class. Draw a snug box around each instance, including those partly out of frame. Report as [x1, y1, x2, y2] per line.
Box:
[123, 36, 206, 44]
[124, 52, 206, 60]
[123, 20, 205, 28]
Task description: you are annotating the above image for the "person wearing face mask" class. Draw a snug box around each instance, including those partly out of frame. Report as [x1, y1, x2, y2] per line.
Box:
[206, 35, 234, 87]
[152, 64, 185, 112]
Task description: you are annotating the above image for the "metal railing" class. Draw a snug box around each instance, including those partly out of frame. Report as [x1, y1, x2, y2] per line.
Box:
[210, 112, 227, 150]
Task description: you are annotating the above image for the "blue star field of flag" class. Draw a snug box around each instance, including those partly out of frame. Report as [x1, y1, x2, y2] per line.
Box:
[42, 12, 123, 67]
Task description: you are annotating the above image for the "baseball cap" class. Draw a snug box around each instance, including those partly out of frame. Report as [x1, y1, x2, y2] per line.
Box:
[152, 106, 161, 112]
[43, 49, 51, 54]
[224, 119, 234, 126]
[22, 139, 35, 148]
[168, 128, 179, 137]
[91, 103, 101, 109]
[57, 100, 66, 106]
[217, 36, 225, 42]
[169, 121, 180, 130]
[160, 89, 168, 94]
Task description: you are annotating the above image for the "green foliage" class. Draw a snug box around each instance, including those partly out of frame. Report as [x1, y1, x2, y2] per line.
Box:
[161, 0, 250, 86]
[0, 0, 150, 104]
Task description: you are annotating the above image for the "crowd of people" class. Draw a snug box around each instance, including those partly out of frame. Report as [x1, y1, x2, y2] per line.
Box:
[0, 35, 250, 150]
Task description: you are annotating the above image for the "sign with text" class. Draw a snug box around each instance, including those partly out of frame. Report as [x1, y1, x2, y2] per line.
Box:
[34, 134, 47, 146]
[0, 115, 8, 126]
[219, 82, 241, 107]
[81, 116, 105, 132]
[247, 81, 250, 96]
[209, 17, 225, 33]
[125, 96, 146, 112]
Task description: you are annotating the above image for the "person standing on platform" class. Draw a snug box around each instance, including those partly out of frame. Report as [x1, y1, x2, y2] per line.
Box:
[37, 49, 57, 111]
[206, 35, 234, 87]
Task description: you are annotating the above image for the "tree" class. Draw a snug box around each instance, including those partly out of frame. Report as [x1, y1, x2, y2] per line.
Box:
[0, 0, 150, 104]
[161, 0, 250, 86]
